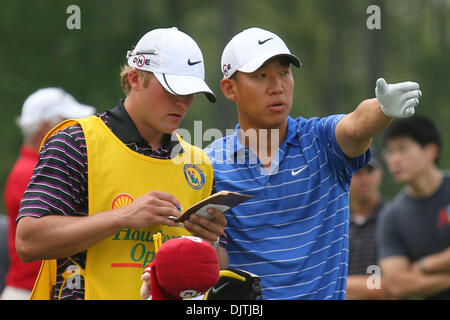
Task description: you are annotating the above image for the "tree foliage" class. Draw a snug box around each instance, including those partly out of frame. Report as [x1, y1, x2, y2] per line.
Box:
[1, 0, 449, 212]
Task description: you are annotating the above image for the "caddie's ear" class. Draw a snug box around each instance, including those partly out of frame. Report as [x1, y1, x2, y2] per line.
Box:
[127, 68, 141, 90]
[220, 78, 237, 102]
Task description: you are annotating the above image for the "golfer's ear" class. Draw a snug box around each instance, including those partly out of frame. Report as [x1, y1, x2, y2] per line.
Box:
[220, 78, 237, 102]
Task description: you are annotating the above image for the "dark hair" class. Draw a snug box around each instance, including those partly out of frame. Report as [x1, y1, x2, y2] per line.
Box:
[382, 115, 441, 162]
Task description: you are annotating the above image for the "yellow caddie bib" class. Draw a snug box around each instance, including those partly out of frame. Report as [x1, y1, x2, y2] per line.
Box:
[30, 115, 213, 299]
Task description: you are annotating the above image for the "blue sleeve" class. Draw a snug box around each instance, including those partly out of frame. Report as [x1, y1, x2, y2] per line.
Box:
[314, 114, 371, 185]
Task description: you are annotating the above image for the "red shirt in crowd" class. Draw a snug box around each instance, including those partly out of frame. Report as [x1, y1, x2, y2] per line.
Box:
[4, 146, 42, 290]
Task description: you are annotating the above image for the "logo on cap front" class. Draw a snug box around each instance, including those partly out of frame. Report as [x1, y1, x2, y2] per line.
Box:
[183, 164, 205, 190]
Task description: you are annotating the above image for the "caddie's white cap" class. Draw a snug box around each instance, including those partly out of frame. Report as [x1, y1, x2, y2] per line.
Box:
[221, 27, 301, 79]
[127, 27, 216, 103]
[17, 87, 95, 129]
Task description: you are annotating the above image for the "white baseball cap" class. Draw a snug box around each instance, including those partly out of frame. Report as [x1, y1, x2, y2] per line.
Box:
[126, 27, 216, 103]
[17, 87, 95, 129]
[221, 27, 301, 79]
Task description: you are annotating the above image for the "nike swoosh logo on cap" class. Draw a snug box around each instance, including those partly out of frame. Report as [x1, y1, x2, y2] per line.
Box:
[258, 38, 273, 45]
[291, 165, 308, 176]
[188, 59, 202, 66]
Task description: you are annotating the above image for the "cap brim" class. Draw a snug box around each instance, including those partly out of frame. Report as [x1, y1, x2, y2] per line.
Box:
[239, 51, 301, 74]
[154, 73, 216, 103]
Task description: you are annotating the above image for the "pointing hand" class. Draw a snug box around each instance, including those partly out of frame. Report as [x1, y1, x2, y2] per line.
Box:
[375, 78, 422, 118]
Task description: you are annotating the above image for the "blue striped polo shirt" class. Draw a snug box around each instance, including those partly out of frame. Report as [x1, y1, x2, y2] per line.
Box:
[205, 115, 370, 300]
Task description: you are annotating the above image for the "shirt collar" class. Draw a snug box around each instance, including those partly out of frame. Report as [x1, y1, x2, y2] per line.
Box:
[284, 116, 301, 147]
[225, 123, 248, 161]
[107, 99, 147, 144]
[106, 99, 182, 153]
[225, 115, 300, 160]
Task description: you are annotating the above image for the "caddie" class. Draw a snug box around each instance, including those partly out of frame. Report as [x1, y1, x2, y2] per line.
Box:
[16, 27, 226, 300]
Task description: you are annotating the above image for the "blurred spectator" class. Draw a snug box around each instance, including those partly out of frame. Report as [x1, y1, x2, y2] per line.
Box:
[0, 214, 9, 293]
[1, 88, 94, 300]
[377, 116, 450, 299]
[347, 155, 392, 299]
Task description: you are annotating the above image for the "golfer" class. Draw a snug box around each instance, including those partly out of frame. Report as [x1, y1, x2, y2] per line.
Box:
[206, 27, 422, 299]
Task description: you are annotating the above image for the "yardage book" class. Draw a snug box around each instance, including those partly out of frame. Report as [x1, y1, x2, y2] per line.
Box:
[176, 190, 254, 223]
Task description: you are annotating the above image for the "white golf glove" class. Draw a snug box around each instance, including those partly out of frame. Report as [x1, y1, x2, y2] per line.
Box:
[375, 78, 422, 118]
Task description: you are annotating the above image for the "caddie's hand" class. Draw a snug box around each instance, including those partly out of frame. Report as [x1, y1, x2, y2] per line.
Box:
[375, 78, 422, 118]
[116, 190, 181, 229]
[183, 208, 227, 245]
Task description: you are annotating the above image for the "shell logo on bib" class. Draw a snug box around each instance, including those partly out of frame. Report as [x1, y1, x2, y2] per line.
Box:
[183, 164, 205, 190]
[111, 193, 134, 209]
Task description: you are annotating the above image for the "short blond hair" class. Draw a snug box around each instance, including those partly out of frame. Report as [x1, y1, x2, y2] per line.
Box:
[120, 64, 153, 95]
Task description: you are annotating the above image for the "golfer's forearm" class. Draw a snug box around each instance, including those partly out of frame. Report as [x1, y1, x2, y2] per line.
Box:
[352, 98, 392, 137]
[336, 98, 392, 158]
[16, 212, 123, 262]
